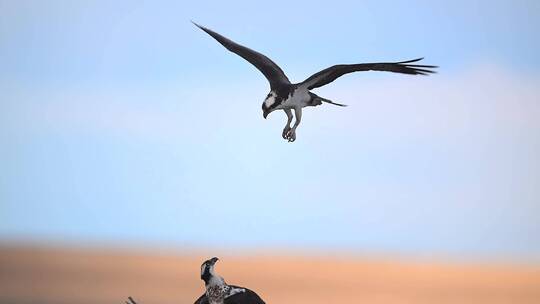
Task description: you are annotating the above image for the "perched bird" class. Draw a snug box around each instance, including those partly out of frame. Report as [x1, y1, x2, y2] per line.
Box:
[123, 258, 263, 304]
[193, 22, 437, 142]
[194, 257, 266, 304]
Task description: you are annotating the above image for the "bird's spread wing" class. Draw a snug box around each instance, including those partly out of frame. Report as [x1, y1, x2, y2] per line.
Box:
[193, 22, 290, 90]
[300, 58, 437, 90]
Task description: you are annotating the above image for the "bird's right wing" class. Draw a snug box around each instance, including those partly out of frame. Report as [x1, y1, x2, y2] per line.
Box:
[193, 22, 290, 90]
[300, 58, 437, 90]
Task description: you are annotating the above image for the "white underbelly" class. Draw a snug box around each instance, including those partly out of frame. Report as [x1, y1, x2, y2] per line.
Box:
[280, 88, 310, 109]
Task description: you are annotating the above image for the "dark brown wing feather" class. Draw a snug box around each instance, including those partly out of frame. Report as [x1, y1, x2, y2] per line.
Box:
[301, 57, 437, 90]
[194, 293, 207, 304]
[193, 22, 290, 90]
[194, 286, 265, 304]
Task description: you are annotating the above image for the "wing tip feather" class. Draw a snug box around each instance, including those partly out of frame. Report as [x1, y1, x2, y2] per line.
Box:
[191, 20, 202, 28]
[397, 57, 424, 64]
[399, 57, 438, 75]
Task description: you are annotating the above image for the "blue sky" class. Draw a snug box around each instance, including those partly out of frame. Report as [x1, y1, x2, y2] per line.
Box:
[1, 0, 539, 262]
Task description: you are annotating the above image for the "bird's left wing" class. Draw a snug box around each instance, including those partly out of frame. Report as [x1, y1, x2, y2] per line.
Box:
[225, 286, 265, 304]
[194, 293, 208, 304]
[299, 58, 437, 90]
[193, 22, 290, 90]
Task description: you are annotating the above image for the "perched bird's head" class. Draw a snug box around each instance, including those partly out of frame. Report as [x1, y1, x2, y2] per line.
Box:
[262, 91, 278, 119]
[201, 257, 220, 284]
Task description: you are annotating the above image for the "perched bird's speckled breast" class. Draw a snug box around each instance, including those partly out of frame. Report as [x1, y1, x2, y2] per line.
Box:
[206, 285, 228, 304]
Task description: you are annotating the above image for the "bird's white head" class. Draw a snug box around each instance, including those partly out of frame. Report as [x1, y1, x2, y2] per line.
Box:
[262, 91, 278, 119]
[201, 257, 223, 286]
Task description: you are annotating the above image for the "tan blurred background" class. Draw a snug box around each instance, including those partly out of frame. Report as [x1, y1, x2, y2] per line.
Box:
[2, 2, 540, 304]
[1, 245, 539, 304]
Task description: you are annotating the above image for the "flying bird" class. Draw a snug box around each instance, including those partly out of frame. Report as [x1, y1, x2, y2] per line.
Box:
[194, 257, 266, 304]
[194, 23, 437, 142]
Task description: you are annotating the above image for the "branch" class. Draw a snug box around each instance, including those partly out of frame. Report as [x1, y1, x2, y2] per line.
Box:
[126, 296, 138, 304]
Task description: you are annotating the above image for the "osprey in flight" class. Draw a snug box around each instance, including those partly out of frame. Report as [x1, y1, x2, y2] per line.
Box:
[194, 257, 265, 304]
[194, 23, 437, 142]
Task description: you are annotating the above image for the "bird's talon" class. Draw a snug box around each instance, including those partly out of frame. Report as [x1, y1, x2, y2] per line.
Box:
[282, 127, 291, 139]
[286, 130, 296, 142]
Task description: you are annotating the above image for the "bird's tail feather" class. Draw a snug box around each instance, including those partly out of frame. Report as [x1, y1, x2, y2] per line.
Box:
[310, 92, 347, 107]
[320, 96, 347, 107]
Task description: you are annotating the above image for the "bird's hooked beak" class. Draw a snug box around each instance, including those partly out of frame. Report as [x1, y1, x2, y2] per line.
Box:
[209, 257, 219, 265]
[201, 257, 219, 282]
[263, 109, 270, 119]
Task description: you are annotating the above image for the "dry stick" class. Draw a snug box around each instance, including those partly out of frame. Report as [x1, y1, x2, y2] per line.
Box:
[127, 296, 138, 304]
